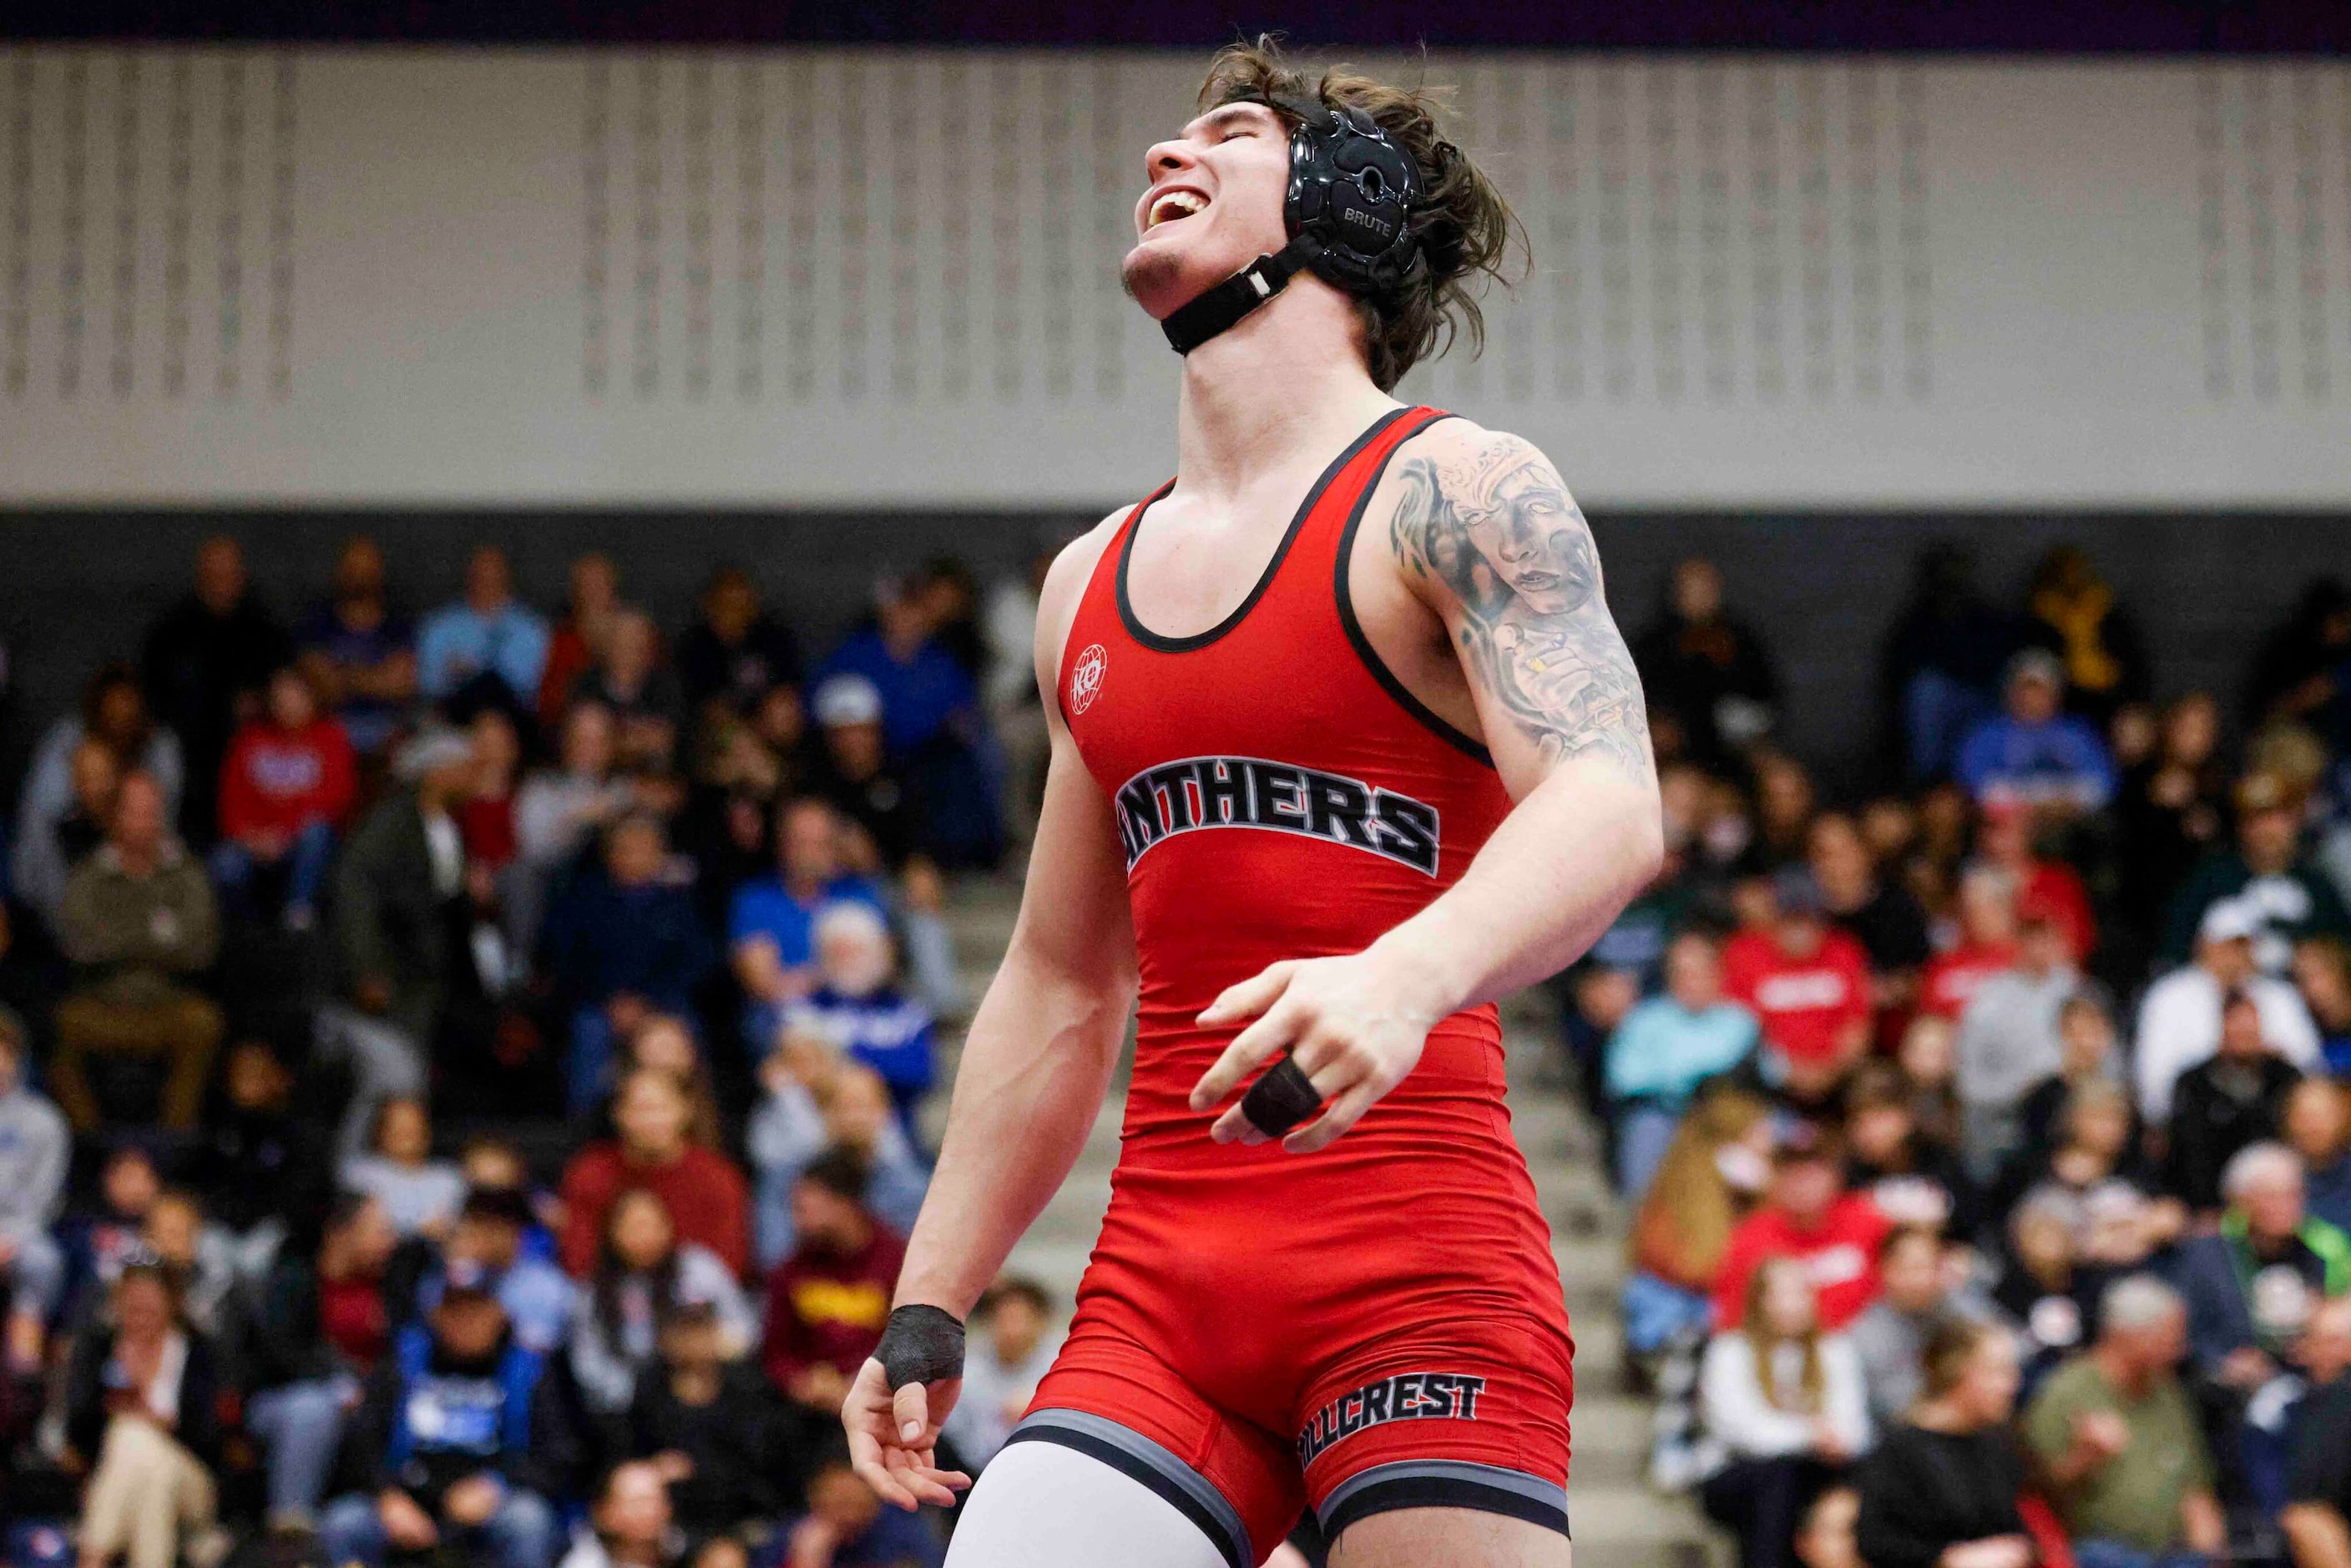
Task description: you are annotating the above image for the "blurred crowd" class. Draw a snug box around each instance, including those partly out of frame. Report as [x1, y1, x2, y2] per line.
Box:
[1598, 548, 2351, 1568]
[12, 525, 2351, 1568]
[0, 534, 1064, 1568]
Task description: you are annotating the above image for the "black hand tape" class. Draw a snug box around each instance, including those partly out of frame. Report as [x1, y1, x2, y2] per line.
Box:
[1239, 1055, 1324, 1139]
[875, 1304, 965, 1389]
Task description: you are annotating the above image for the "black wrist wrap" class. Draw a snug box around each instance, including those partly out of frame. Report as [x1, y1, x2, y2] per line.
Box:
[1240, 1055, 1324, 1139]
[876, 1304, 965, 1389]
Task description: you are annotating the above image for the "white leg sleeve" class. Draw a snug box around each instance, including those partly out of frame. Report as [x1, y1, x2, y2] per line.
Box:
[946, 1439, 1236, 1568]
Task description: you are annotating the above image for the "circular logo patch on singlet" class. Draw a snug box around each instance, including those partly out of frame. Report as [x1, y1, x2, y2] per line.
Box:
[1070, 643, 1108, 715]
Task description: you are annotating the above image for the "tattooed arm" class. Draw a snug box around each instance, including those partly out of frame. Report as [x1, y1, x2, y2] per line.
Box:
[1189, 423, 1662, 1153]
[1370, 422, 1661, 986]
[1386, 429, 1654, 788]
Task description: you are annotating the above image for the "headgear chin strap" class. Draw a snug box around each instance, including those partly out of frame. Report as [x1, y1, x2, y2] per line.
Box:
[1160, 93, 1425, 356]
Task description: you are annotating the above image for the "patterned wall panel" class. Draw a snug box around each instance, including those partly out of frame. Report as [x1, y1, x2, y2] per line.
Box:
[0, 47, 2346, 505]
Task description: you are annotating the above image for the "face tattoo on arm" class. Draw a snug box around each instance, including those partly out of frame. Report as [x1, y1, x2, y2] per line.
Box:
[1389, 435, 1654, 781]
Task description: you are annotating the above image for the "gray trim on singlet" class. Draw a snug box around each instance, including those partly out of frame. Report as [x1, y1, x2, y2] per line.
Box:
[1008, 1408, 1255, 1568]
[1315, 1457, 1571, 1528]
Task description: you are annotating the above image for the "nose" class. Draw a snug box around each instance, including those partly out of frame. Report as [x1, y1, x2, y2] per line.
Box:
[1144, 138, 1198, 187]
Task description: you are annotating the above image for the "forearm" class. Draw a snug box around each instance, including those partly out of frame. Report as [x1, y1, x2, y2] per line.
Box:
[894, 949, 1131, 1317]
[1368, 758, 1660, 1019]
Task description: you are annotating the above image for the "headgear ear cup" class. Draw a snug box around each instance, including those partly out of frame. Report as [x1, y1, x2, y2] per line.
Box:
[1275, 92, 1422, 296]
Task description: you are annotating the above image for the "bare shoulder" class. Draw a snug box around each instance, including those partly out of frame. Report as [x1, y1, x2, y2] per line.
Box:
[1381, 418, 1578, 597]
[1379, 420, 1653, 783]
[1030, 508, 1130, 713]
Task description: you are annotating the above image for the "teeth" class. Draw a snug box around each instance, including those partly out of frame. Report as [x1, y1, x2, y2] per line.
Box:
[1148, 190, 1207, 228]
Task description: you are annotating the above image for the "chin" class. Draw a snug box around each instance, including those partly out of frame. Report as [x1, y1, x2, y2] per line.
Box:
[1120, 226, 1261, 321]
[1119, 244, 1190, 318]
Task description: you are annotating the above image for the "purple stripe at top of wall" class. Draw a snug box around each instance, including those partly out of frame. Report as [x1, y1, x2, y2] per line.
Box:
[8, 0, 2351, 52]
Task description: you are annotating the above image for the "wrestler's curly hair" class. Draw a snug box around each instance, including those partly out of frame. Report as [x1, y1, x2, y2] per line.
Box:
[1196, 37, 1524, 392]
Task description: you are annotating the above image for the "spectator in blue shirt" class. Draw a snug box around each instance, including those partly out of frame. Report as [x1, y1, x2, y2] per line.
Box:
[817, 578, 980, 759]
[1606, 930, 1760, 1202]
[777, 900, 938, 1139]
[417, 547, 552, 718]
[731, 797, 887, 1058]
[415, 1186, 577, 1357]
[318, 1281, 566, 1568]
[544, 816, 718, 1114]
[1954, 648, 2118, 814]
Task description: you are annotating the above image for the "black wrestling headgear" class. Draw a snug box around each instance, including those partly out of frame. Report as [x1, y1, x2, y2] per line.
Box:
[1160, 94, 1427, 356]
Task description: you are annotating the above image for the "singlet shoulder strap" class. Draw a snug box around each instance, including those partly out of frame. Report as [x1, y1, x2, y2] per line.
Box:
[1324, 406, 1496, 768]
[1055, 478, 1173, 725]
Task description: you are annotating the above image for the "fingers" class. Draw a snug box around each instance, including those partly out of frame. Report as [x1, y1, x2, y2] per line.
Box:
[1282, 1075, 1389, 1155]
[844, 1362, 921, 1511]
[892, 1380, 930, 1445]
[882, 1447, 971, 1508]
[845, 1425, 920, 1512]
[1206, 1029, 1358, 1146]
[1195, 961, 1296, 1029]
[1189, 1001, 1302, 1115]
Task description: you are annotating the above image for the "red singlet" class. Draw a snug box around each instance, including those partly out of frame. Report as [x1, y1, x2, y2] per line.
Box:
[1005, 406, 1575, 1562]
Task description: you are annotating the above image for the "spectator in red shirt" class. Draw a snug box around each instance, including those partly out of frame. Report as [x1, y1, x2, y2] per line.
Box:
[1919, 866, 2020, 1020]
[761, 1148, 904, 1429]
[210, 665, 356, 929]
[1715, 1121, 1892, 1333]
[1724, 867, 1874, 1105]
[1975, 800, 2095, 964]
[537, 552, 622, 735]
[458, 707, 521, 873]
[561, 1068, 751, 1279]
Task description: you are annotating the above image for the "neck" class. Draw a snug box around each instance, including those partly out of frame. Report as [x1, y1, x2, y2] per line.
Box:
[1172, 287, 1395, 503]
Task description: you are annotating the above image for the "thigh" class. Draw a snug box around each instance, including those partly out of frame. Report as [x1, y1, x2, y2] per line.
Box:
[1331, 1509, 1570, 1568]
[947, 1440, 1231, 1568]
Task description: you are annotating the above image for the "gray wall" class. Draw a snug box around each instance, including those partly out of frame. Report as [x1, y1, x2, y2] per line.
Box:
[7, 49, 2351, 510]
[4, 509, 2346, 802]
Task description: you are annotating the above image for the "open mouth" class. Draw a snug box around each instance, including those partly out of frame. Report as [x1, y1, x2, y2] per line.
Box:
[1145, 189, 1209, 230]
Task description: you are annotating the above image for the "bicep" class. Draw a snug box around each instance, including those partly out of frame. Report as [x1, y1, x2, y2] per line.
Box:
[1004, 716, 1138, 994]
[1386, 430, 1654, 800]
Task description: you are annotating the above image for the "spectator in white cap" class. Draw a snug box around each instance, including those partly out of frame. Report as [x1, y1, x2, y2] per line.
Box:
[811, 674, 918, 869]
[802, 679, 964, 1020]
[2135, 896, 2320, 1125]
[813, 673, 884, 732]
[1953, 647, 2117, 815]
